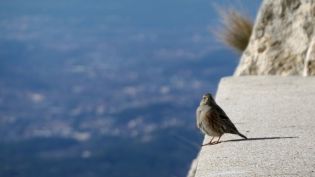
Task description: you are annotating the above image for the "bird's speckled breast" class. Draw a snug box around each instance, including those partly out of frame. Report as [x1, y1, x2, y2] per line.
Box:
[196, 104, 220, 136]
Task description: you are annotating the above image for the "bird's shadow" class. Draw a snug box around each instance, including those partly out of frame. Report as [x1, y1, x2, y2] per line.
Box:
[221, 136, 298, 143]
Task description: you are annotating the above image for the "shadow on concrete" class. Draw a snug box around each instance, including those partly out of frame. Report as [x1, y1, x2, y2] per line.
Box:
[222, 136, 298, 143]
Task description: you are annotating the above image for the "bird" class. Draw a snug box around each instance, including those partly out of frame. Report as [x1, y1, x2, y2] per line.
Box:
[196, 93, 247, 145]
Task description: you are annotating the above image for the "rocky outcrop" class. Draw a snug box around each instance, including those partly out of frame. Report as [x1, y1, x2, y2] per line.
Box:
[304, 39, 315, 75]
[235, 0, 315, 76]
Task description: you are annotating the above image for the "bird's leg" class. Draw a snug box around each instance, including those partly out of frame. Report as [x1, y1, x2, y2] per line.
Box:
[202, 136, 215, 146]
[215, 135, 222, 144]
[209, 136, 215, 144]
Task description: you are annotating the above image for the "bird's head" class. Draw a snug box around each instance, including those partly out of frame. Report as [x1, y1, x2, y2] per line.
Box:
[200, 93, 215, 105]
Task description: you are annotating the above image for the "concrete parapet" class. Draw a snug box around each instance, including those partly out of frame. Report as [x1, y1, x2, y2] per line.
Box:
[194, 76, 315, 177]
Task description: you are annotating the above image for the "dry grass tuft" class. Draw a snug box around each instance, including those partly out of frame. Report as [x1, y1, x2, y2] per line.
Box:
[215, 7, 253, 53]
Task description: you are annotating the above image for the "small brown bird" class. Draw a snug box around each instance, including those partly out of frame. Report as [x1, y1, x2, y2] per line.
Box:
[196, 93, 247, 145]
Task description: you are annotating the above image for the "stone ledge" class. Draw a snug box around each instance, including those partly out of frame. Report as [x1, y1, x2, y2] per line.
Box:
[194, 76, 315, 177]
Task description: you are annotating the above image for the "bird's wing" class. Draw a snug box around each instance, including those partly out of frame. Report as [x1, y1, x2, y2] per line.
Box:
[209, 105, 240, 134]
[206, 108, 225, 135]
[214, 104, 229, 120]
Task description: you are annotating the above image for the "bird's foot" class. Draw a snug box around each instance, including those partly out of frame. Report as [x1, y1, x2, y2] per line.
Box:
[201, 143, 211, 146]
[202, 141, 221, 146]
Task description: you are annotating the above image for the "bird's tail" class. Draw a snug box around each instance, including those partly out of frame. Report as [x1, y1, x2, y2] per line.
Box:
[238, 133, 247, 139]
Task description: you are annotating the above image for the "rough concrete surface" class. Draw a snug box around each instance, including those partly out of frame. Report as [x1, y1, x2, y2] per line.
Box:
[194, 76, 315, 177]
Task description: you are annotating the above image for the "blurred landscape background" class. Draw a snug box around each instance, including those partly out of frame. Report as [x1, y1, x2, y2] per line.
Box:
[0, 0, 260, 177]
